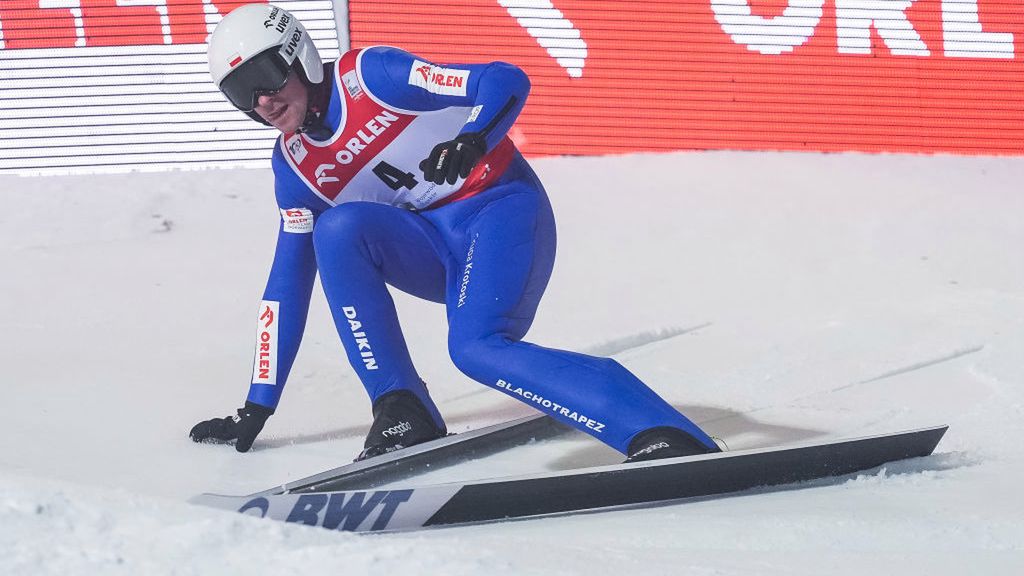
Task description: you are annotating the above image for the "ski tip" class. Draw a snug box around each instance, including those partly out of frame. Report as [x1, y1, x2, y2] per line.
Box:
[927, 423, 950, 445]
[916, 423, 949, 439]
[883, 424, 949, 458]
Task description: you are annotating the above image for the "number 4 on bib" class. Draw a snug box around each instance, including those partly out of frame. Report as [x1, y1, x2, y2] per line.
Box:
[373, 161, 418, 191]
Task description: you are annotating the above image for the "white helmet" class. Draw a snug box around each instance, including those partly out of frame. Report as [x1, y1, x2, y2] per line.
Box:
[208, 3, 323, 112]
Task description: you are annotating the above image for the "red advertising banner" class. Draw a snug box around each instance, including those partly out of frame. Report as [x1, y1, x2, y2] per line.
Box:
[349, 0, 1024, 156]
[1, 0, 1020, 173]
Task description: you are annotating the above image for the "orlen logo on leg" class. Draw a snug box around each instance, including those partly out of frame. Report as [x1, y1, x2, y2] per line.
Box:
[252, 301, 280, 385]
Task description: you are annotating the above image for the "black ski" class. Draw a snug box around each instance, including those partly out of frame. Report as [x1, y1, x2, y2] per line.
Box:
[192, 424, 948, 532]
[249, 413, 568, 496]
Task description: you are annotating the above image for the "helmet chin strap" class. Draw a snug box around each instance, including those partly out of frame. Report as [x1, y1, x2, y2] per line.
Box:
[297, 63, 332, 133]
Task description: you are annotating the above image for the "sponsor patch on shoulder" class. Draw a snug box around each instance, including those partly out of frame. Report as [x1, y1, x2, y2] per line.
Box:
[408, 60, 470, 97]
[286, 134, 308, 164]
[281, 208, 314, 233]
[341, 71, 363, 99]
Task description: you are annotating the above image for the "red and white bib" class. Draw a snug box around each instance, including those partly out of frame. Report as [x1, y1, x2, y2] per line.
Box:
[279, 49, 514, 210]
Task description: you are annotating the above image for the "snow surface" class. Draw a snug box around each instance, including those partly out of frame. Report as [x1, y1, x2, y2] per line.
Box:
[2, 150, 1023, 575]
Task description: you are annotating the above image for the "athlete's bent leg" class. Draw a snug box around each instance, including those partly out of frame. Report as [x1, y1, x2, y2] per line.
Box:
[427, 160, 717, 455]
[312, 202, 448, 431]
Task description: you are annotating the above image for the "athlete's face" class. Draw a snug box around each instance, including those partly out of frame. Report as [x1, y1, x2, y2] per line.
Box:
[254, 69, 308, 133]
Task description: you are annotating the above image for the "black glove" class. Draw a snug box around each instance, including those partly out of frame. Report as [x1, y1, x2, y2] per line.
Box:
[419, 132, 487, 186]
[189, 401, 274, 453]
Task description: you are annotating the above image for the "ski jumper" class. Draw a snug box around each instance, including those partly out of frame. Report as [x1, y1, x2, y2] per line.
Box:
[245, 46, 717, 454]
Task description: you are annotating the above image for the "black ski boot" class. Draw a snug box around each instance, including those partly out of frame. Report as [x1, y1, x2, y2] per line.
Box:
[356, 390, 447, 461]
[625, 426, 721, 463]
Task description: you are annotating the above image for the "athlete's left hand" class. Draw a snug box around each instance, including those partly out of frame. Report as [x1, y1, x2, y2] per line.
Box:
[419, 132, 487, 186]
[189, 401, 274, 453]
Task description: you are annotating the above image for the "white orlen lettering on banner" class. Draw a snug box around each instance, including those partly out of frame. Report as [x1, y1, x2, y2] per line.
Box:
[281, 208, 314, 233]
[408, 60, 470, 96]
[252, 301, 280, 385]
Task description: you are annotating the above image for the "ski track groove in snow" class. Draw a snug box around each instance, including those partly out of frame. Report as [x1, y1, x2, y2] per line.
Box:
[853, 345, 987, 386]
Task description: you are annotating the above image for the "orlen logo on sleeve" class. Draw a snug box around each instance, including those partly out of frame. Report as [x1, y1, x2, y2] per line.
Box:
[408, 61, 470, 96]
[281, 208, 314, 233]
[252, 301, 280, 385]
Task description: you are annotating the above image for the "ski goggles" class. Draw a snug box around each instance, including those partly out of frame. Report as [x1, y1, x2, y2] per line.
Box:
[220, 47, 291, 112]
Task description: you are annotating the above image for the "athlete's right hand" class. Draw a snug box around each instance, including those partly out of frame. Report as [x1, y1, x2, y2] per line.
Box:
[419, 132, 487, 186]
[189, 401, 274, 453]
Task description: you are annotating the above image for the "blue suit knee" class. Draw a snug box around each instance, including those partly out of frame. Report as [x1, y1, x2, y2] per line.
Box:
[448, 333, 505, 381]
[312, 203, 379, 261]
